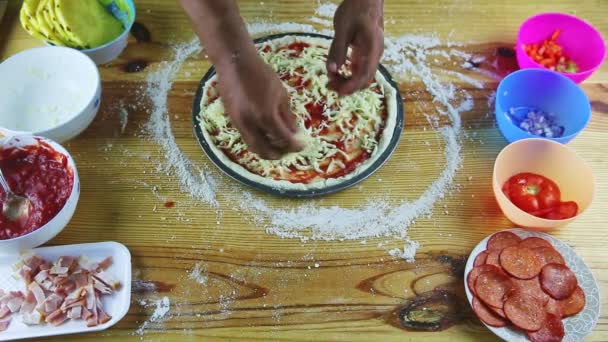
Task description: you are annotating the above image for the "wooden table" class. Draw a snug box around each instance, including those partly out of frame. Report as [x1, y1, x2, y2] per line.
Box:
[1, 1, 607, 341]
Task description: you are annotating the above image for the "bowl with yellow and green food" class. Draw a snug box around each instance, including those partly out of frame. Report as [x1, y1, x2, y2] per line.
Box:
[20, 0, 136, 65]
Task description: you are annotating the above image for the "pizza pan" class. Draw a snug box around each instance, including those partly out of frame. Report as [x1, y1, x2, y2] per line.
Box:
[192, 32, 404, 198]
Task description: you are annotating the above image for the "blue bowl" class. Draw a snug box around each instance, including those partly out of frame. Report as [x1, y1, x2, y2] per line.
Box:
[495, 69, 591, 144]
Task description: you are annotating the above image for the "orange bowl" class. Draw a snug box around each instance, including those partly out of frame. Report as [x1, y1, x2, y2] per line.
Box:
[493, 138, 594, 230]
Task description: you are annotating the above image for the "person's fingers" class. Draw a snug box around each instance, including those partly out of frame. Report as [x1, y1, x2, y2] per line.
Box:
[239, 116, 282, 160]
[279, 96, 298, 134]
[327, 24, 352, 82]
[275, 108, 303, 153]
[331, 34, 382, 96]
[260, 106, 301, 155]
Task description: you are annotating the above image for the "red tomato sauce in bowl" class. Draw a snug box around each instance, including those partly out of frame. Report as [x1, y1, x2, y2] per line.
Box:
[0, 138, 74, 240]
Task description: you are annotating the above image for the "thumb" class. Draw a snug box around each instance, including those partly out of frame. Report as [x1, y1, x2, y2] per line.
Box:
[327, 28, 351, 75]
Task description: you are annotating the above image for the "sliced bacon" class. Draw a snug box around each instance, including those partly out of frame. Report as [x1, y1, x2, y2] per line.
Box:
[96, 298, 112, 325]
[51, 275, 70, 286]
[0, 306, 10, 319]
[18, 265, 34, 284]
[97, 257, 113, 271]
[93, 277, 113, 295]
[58, 256, 77, 271]
[62, 280, 77, 293]
[28, 282, 46, 305]
[20, 291, 36, 314]
[45, 308, 69, 326]
[68, 306, 82, 320]
[39, 262, 52, 271]
[2, 254, 119, 330]
[93, 271, 121, 290]
[39, 279, 56, 292]
[23, 256, 44, 272]
[74, 274, 89, 288]
[81, 306, 93, 320]
[7, 295, 24, 313]
[50, 266, 69, 275]
[42, 294, 65, 314]
[63, 299, 86, 311]
[85, 285, 96, 311]
[22, 310, 43, 325]
[34, 269, 50, 284]
[0, 319, 10, 332]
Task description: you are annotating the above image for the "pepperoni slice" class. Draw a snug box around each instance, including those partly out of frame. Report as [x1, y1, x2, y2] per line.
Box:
[535, 247, 565, 267]
[559, 286, 585, 317]
[485, 250, 502, 268]
[519, 237, 553, 249]
[511, 277, 550, 305]
[475, 270, 513, 309]
[487, 231, 522, 251]
[472, 297, 508, 327]
[526, 313, 565, 342]
[474, 251, 488, 266]
[467, 264, 503, 295]
[540, 263, 578, 300]
[490, 305, 507, 319]
[545, 298, 563, 318]
[499, 246, 542, 279]
[504, 293, 546, 331]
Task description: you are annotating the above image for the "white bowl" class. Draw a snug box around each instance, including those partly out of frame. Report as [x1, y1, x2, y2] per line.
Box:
[0, 135, 80, 254]
[0, 47, 101, 143]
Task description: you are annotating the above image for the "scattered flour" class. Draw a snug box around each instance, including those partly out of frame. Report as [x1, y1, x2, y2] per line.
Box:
[188, 262, 208, 285]
[150, 297, 171, 321]
[315, 2, 338, 18]
[388, 239, 421, 263]
[145, 39, 218, 206]
[135, 296, 171, 337]
[309, 16, 333, 27]
[142, 4, 484, 261]
[119, 101, 128, 134]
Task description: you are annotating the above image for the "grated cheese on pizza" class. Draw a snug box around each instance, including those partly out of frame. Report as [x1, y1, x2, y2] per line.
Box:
[198, 36, 398, 190]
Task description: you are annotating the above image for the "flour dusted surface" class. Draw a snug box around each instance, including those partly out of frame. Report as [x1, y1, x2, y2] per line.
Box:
[142, 3, 484, 259]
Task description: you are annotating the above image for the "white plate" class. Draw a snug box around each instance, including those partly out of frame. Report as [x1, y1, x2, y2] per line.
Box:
[0, 242, 132, 341]
[464, 228, 600, 342]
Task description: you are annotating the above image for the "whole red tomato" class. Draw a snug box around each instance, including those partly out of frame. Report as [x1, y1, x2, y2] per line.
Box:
[502, 172, 561, 213]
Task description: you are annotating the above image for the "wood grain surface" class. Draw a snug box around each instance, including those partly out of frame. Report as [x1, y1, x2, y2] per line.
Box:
[1, 1, 607, 341]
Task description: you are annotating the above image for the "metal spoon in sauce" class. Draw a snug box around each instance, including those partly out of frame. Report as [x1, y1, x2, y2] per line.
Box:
[0, 168, 30, 222]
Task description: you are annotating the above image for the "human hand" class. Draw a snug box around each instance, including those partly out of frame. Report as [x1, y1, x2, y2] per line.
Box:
[216, 51, 302, 160]
[327, 0, 384, 96]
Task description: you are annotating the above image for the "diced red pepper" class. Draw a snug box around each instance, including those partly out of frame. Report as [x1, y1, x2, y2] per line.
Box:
[522, 29, 579, 73]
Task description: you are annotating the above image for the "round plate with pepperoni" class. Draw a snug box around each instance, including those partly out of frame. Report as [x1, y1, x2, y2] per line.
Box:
[464, 228, 600, 342]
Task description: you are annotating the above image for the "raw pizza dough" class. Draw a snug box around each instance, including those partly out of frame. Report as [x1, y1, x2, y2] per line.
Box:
[197, 35, 399, 191]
